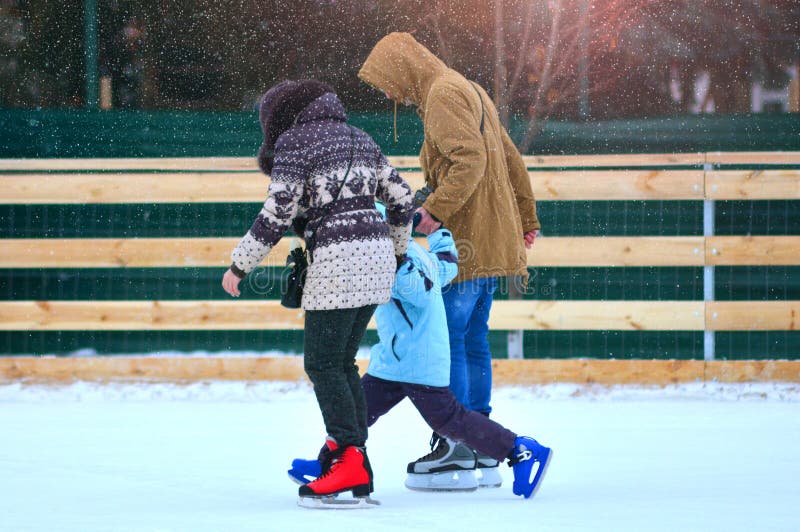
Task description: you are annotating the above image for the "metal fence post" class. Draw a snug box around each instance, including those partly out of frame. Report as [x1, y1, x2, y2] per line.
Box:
[507, 276, 524, 359]
[703, 161, 715, 361]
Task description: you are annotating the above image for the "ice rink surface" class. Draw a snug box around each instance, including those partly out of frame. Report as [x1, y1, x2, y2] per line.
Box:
[1, 381, 799, 532]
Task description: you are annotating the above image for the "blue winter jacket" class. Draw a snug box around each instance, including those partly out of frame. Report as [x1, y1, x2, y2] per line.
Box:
[367, 229, 458, 387]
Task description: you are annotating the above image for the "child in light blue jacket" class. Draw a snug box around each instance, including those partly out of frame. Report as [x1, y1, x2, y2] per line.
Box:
[291, 224, 552, 500]
[366, 228, 456, 387]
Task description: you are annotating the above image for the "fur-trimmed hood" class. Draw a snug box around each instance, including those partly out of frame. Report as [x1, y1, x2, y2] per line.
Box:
[256, 79, 335, 175]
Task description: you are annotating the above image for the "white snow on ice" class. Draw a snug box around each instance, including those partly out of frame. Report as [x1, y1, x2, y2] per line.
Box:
[53, 348, 378, 359]
[1, 381, 798, 532]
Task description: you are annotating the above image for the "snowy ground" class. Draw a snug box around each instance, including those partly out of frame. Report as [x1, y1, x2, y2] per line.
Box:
[1, 381, 799, 532]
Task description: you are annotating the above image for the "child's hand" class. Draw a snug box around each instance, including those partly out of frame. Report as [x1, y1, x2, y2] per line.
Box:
[222, 269, 242, 297]
[396, 254, 409, 271]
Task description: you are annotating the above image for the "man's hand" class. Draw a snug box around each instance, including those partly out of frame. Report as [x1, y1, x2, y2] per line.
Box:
[414, 207, 442, 235]
[524, 229, 539, 249]
[222, 268, 242, 297]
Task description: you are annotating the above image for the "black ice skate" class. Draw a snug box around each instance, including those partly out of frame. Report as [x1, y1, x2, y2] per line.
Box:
[405, 433, 478, 492]
[475, 450, 503, 488]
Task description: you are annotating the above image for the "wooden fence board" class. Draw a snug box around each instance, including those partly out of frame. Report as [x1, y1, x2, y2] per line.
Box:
[1, 236, 706, 268]
[9, 235, 797, 269]
[388, 156, 422, 168]
[4, 300, 795, 333]
[1, 170, 705, 203]
[522, 153, 705, 168]
[704, 361, 800, 383]
[706, 170, 800, 199]
[0, 173, 269, 204]
[0, 355, 308, 382]
[489, 300, 705, 331]
[389, 171, 425, 190]
[528, 236, 704, 266]
[707, 301, 800, 331]
[529, 170, 704, 200]
[0, 154, 711, 172]
[705, 152, 800, 165]
[0, 300, 705, 331]
[706, 236, 800, 266]
[490, 359, 706, 385]
[3, 357, 797, 384]
[2, 153, 794, 173]
[0, 301, 307, 331]
[374, 170, 706, 200]
[0, 237, 242, 268]
[0, 157, 257, 172]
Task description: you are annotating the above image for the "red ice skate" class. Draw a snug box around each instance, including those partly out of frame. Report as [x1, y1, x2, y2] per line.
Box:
[297, 440, 379, 509]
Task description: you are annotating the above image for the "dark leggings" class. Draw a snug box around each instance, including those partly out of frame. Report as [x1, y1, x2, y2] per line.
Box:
[361, 373, 517, 461]
[303, 305, 377, 448]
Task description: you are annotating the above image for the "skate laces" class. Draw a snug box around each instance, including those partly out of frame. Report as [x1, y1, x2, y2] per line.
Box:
[316, 447, 347, 481]
[417, 433, 448, 462]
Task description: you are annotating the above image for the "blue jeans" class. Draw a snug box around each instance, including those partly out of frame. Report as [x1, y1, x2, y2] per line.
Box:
[442, 277, 498, 414]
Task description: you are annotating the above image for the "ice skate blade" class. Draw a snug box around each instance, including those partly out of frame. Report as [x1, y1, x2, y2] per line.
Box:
[477, 466, 503, 488]
[405, 471, 478, 492]
[287, 471, 310, 486]
[297, 495, 381, 509]
[528, 448, 553, 499]
[514, 448, 554, 499]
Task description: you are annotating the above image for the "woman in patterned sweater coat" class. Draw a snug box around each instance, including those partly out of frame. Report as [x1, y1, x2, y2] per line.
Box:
[221, 80, 414, 499]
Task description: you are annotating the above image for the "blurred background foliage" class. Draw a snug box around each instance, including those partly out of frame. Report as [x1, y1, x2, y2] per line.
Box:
[1, 0, 797, 120]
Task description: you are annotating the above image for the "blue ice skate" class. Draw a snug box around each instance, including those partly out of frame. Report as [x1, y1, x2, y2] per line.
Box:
[288, 458, 321, 485]
[509, 436, 552, 499]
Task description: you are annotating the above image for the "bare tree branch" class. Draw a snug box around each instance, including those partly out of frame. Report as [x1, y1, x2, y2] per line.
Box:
[423, 1, 453, 66]
[506, 2, 538, 108]
[521, 0, 564, 151]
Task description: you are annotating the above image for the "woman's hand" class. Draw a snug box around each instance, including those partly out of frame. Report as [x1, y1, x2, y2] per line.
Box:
[222, 268, 242, 297]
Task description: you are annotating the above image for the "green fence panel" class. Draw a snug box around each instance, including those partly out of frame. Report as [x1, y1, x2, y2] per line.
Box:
[0, 200, 707, 239]
[521, 331, 705, 360]
[0, 267, 704, 302]
[2, 110, 798, 157]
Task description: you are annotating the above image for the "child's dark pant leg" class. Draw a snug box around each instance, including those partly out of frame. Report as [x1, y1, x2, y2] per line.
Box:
[361, 374, 407, 427]
[406, 384, 517, 461]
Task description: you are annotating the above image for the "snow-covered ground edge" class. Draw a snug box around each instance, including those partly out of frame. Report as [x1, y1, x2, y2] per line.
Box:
[1, 380, 799, 403]
[45, 348, 308, 358]
[15, 347, 371, 359]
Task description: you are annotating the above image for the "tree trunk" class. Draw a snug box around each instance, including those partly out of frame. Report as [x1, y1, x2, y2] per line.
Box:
[493, 0, 509, 126]
[519, 0, 563, 153]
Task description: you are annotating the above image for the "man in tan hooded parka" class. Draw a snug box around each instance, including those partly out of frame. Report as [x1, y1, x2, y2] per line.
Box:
[359, 32, 541, 491]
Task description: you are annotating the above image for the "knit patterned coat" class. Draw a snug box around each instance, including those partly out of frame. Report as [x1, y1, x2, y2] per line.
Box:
[231, 92, 414, 310]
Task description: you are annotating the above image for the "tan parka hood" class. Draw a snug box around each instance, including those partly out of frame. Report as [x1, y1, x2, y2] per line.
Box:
[358, 32, 448, 110]
[360, 32, 540, 284]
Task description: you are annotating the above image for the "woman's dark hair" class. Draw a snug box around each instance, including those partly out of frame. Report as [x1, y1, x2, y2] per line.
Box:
[256, 79, 334, 174]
